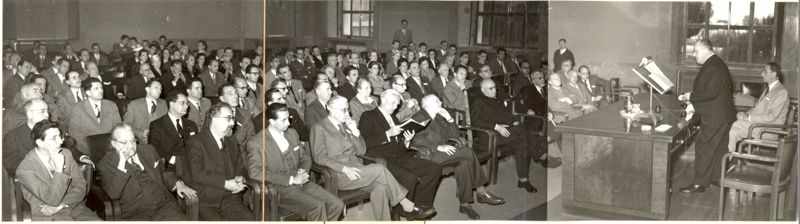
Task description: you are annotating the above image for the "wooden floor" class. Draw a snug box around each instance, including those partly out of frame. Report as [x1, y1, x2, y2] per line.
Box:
[547, 142, 798, 221]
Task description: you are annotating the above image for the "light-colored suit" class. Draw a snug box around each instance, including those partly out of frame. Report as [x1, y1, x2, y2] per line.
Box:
[197, 70, 227, 98]
[42, 67, 69, 99]
[54, 88, 87, 130]
[187, 97, 212, 128]
[728, 82, 790, 152]
[547, 86, 581, 123]
[393, 29, 413, 46]
[443, 79, 471, 113]
[15, 149, 100, 221]
[68, 99, 122, 154]
[124, 98, 168, 143]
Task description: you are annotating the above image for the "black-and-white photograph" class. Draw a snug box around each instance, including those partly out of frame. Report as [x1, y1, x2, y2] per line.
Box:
[547, 0, 798, 221]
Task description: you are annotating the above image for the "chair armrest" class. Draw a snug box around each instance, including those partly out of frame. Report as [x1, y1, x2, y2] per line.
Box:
[265, 183, 279, 221]
[747, 123, 786, 138]
[244, 178, 262, 220]
[311, 164, 339, 196]
[88, 184, 121, 221]
[738, 139, 779, 152]
[723, 152, 778, 164]
[459, 125, 497, 139]
[447, 137, 467, 147]
[13, 178, 32, 221]
[181, 193, 199, 221]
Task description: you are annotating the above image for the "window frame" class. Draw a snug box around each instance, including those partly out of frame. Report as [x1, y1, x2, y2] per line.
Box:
[472, 1, 540, 49]
[338, 0, 375, 38]
[680, 1, 783, 67]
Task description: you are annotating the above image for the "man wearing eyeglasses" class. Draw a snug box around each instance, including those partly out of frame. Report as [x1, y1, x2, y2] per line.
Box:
[149, 91, 199, 183]
[15, 120, 102, 221]
[389, 74, 419, 122]
[96, 123, 195, 220]
[243, 64, 264, 112]
[520, 69, 560, 169]
[233, 76, 259, 117]
[218, 84, 255, 145]
[188, 103, 255, 220]
[68, 77, 122, 155]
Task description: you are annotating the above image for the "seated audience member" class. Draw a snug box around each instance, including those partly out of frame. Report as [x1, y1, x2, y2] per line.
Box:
[359, 89, 442, 217]
[128, 50, 150, 76]
[198, 59, 226, 101]
[68, 77, 122, 155]
[519, 70, 558, 168]
[91, 43, 110, 67]
[385, 51, 401, 76]
[149, 91, 198, 182]
[234, 56, 251, 79]
[126, 63, 156, 100]
[350, 78, 379, 124]
[161, 60, 188, 98]
[233, 76, 259, 116]
[443, 65, 472, 113]
[55, 71, 86, 129]
[430, 64, 451, 99]
[290, 47, 313, 84]
[218, 84, 255, 144]
[411, 94, 505, 219]
[512, 61, 534, 96]
[311, 95, 435, 220]
[243, 64, 264, 110]
[728, 62, 789, 152]
[489, 48, 516, 77]
[469, 51, 489, 80]
[246, 103, 344, 221]
[348, 52, 369, 77]
[265, 56, 281, 88]
[84, 62, 120, 99]
[367, 61, 389, 96]
[96, 123, 196, 221]
[547, 73, 581, 123]
[337, 66, 359, 101]
[389, 75, 420, 122]
[563, 70, 595, 112]
[42, 58, 70, 100]
[4, 83, 44, 134]
[456, 52, 476, 80]
[395, 58, 410, 79]
[277, 65, 307, 118]
[304, 80, 334, 128]
[4, 61, 35, 109]
[419, 57, 437, 82]
[472, 64, 510, 101]
[555, 59, 574, 84]
[262, 88, 309, 142]
[16, 120, 102, 221]
[27, 73, 58, 108]
[186, 78, 212, 128]
[124, 80, 168, 143]
[4, 99, 92, 174]
[577, 65, 608, 103]
[471, 79, 537, 192]
[188, 103, 256, 221]
[304, 73, 338, 104]
[321, 65, 341, 89]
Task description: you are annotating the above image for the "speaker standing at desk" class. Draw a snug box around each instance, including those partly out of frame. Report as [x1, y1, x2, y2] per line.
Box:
[677, 40, 736, 194]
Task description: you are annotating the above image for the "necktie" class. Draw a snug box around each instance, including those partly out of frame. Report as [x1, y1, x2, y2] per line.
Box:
[338, 124, 349, 139]
[150, 101, 156, 114]
[76, 91, 82, 102]
[239, 99, 245, 108]
[126, 159, 141, 171]
[176, 118, 184, 138]
[585, 80, 593, 93]
[94, 104, 101, 118]
[500, 60, 507, 74]
[48, 157, 57, 173]
[219, 138, 225, 149]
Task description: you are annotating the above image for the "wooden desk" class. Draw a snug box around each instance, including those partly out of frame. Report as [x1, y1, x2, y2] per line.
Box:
[555, 93, 698, 219]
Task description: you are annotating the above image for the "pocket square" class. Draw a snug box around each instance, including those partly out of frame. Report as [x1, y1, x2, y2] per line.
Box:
[154, 160, 160, 168]
[103, 82, 112, 85]
[293, 146, 300, 151]
[189, 132, 196, 136]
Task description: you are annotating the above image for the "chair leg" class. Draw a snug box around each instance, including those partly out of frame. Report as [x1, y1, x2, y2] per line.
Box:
[718, 186, 725, 220]
[778, 190, 785, 220]
[769, 192, 778, 221]
[734, 189, 739, 208]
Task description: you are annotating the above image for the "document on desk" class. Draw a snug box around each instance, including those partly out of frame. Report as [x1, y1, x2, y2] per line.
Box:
[655, 124, 672, 132]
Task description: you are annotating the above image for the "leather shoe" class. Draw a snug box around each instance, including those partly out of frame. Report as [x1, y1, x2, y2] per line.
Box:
[518, 180, 538, 193]
[459, 204, 481, 219]
[400, 205, 436, 219]
[679, 184, 707, 193]
[476, 192, 505, 205]
[534, 156, 562, 168]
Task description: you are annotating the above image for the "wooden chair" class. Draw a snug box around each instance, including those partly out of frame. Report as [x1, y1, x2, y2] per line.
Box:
[745, 98, 797, 142]
[14, 162, 92, 221]
[718, 134, 797, 221]
[445, 107, 501, 184]
[260, 183, 301, 221]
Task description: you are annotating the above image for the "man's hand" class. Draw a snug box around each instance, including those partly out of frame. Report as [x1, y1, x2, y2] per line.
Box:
[547, 112, 554, 121]
[224, 179, 246, 193]
[175, 180, 197, 199]
[342, 166, 362, 181]
[736, 112, 748, 120]
[494, 124, 511, 137]
[558, 97, 573, 105]
[437, 145, 456, 156]
[79, 156, 95, 169]
[527, 109, 535, 115]
[39, 204, 66, 216]
[402, 130, 415, 143]
[386, 126, 403, 137]
[291, 171, 310, 185]
[406, 99, 418, 108]
[678, 92, 691, 101]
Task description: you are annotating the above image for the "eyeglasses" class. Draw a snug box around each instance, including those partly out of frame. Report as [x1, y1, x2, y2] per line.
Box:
[394, 83, 407, 86]
[235, 86, 248, 90]
[27, 109, 49, 114]
[214, 116, 235, 121]
[113, 138, 137, 145]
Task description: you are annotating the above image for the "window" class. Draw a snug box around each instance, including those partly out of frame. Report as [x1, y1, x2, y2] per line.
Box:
[682, 1, 782, 65]
[339, 0, 374, 38]
[474, 1, 545, 48]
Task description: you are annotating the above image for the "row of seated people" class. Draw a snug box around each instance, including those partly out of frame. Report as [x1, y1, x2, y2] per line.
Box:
[547, 58, 610, 123]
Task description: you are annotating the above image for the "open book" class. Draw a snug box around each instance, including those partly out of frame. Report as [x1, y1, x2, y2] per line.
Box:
[632, 57, 674, 94]
[398, 118, 429, 133]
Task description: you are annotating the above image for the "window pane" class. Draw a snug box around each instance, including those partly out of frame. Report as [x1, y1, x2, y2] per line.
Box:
[478, 1, 487, 12]
[494, 1, 508, 13]
[511, 1, 526, 13]
[527, 1, 540, 14]
[709, 0, 730, 25]
[492, 16, 508, 46]
[343, 0, 351, 11]
[343, 14, 352, 36]
[353, 13, 368, 36]
[684, 28, 704, 62]
[354, 0, 369, 11]
[711, 29, 749, 63]
[686, 2, 708, 24]
[526, 14, 541, 48]
[508, 16, 524, 47]
[477, 16, 491, 45]
[752, 29, 774, 63]
[753, 2, 775, 25]
[729, 1, 750, 26]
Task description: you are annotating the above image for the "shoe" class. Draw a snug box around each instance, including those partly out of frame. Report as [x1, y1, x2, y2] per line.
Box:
[459, 204, 481, 219]
[545, 156, 562, 168]
[518, 180, 538, 193]
[400, 205, 436, 219]
[476, 192, 505, 205]
[679, 184, 707, 193]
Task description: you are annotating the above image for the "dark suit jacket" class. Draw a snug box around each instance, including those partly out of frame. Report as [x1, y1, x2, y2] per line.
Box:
[289, 59, 312, 80]
[232, 106, 256, 144]
[160, 70, 187, 98]
[358, 108, 409, 160]
[149, 114, 199, 163]
[520, 85, 546, 115]
[2, 74, 25, 109]
[188, 129, 248, 207]
[406, 76, 433, 102]
[304, 99, 328, 129]
[32, 54, 54, 71]
[410, 110, 459, 152]
[16, 149, 88, 216]
[125, 74, 149, 100]
[92, 52, 110, 67]
[580, 75, 610, 97]
[429, 74, 451, 99]
[690, 54, 736, 125]
[553, 49, 575, 72]
[337, 81, 357, 101]
[489, 57, 517, 77]
[3, 125, 86, 174]
[187, 97, 212, 128]
[471, 94, 515, 144]
[96, 144, 177, 215]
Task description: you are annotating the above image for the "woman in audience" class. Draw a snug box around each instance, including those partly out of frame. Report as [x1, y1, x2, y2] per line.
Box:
[419, 57, 436, 81]
[150, 55, 163, 78]
[457, 52, 476, 79]
[367, 61, 388, 96]
[148, 45, 159, 59]
[349, 78, 378, 124]
[195, 53, 207, 72]
[161, 48, 172, 68]
[185, 54, 197, 78]
[406, 50, 417, 63]
[252, 54, 262, 68]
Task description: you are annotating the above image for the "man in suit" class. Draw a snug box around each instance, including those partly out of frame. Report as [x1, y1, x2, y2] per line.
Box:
[188, 103, 255, 221]
[68, 77, 123, 155]
[678, 40, 736, 193]
[246, 103, 344, 221]
[73, 49, 92, 75]
[243, 64, 264, 112]
[349, 52, 368, 77]
[489, 48, 517, 78]
[727, 62, 789, 152]
[289, 48, 313, 84]
[472, 79, 537, 192]
[3, 52, 22, 84]
[4, 99, 92, 174]
[430, 64, 452, 99]
[3, 84, 40, 134]
[265, 56, 281, 88]
[553, 39, 575, 73]
[96, 123, 196, 221]
[337, 66, 358, 101]
[91, 43, 110, 67]
[84, 62, 120, 100]
[15, 120, 101, 221]
[406, 61, 433, 102]
[311, 95, 435, 220]
[388, 75, 420, 122]
[393, 19, 414, 46]
[547, 73, 581, 123]
[358, 90, 442, 216]
[563, 70, 595, 113]
[519, 70, 559, 168]
[161, 60, 188, 99]
[42, 58, 70, 99]
[186, 78, 213, 128]
[233, 77, 259, 116]
[4, 61, 34, 109]
[577, 65, 608, 104]
[112, 35, 133, 63]
[412, 95, 505, 219]
[218, 84, 255, 144]
[512, 61, 534, 97]
[124, 79, 168, 142]
[126, 63, 156, 100]
[436, 41, 449, 63]
[149, 91, 198, 184]
[443, 65, 472, 113]
[277, 65, 307, 119]
[55, 71, 86, 129]
[32, 44, 53, 71]
[198, 59, 226, 101]
[264, 88, 309, 142]
[304, 81, 333, 128]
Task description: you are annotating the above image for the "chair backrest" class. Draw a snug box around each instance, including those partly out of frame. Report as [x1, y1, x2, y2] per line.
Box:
[775, 134, 797, 184]
[86, 133, 112, 164]
[784, 99, 797, 128]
